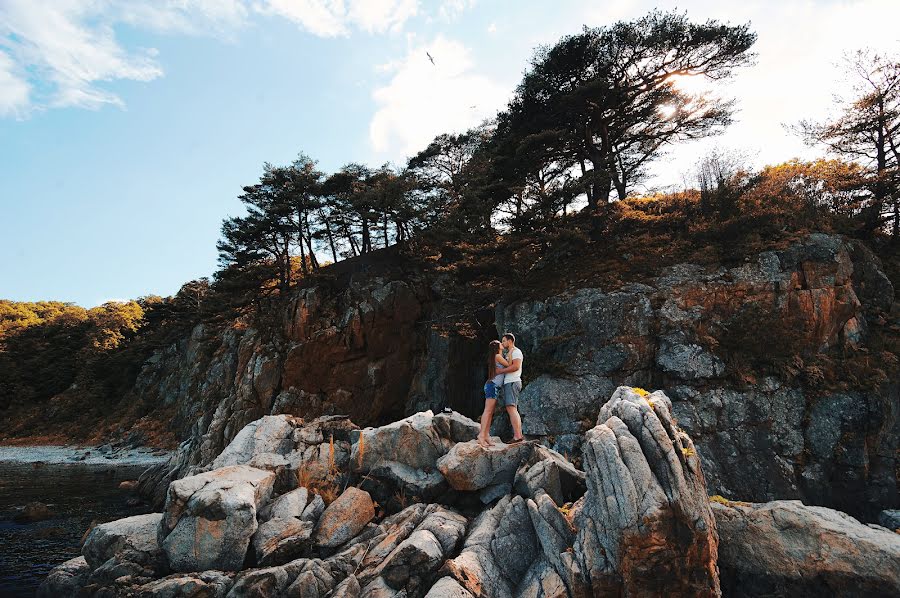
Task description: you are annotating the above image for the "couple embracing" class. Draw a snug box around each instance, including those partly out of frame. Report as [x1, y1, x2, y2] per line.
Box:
[477, 332, 525, 447]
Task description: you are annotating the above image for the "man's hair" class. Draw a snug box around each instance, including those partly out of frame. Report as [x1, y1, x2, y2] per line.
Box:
[502, 332, 515, 343]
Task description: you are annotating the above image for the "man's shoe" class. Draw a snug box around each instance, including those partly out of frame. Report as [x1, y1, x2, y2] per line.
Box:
[509, 436, 525, 444]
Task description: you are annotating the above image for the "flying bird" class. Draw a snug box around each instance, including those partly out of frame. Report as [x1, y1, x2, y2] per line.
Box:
[426, 51, 435, 66]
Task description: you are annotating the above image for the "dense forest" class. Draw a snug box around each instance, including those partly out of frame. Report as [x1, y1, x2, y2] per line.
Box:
[2, 10, 899, 444]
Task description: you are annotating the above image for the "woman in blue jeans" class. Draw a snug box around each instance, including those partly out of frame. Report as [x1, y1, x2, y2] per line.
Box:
[477, 340, 509, 447]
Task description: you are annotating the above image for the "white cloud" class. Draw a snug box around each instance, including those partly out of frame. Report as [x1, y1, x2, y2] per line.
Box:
[348, 0, 418, 34]
[254, 0, 418, 36]
[0, 50, 29, 116]
[438, 0, 476, 21]
[369, 35, 510, 157]
[0, 0, 421, 116]
[117, 0, 249, 35]
[255, 0, 349, 36]
[0, 0, 168, 111]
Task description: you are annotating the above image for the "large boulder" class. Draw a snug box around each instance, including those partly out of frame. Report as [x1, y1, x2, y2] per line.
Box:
[252, 517, 314, 566]
[573, 386, 720, 596]
[80, 513, 167, 585]
[259, 486, 309, 522]
[83, 513, 164, 570]
[437, 439, 535, 500]
[351, 410, 480, 500]
[713, 499, 900, 597]
[37, 556, 90, 598]
[159, 465, 275, 572]
[314, 487, 376, 549]
[210, 415, 298, 469]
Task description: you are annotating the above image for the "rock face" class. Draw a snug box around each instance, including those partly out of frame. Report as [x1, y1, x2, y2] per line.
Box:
[713, 499, 900, 597]
[132, 233, 895, 524]
[495, 233, 898, 519]
[573, 387, 719, 596]
[158, 465, 275, 572]
[136, 274, 429, 507]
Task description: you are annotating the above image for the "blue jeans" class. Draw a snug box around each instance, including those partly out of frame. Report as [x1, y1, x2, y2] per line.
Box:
[484, 381, 498, 399]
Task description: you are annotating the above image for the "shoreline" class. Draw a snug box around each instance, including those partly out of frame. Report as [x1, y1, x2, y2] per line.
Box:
[0, 444, 172, 467]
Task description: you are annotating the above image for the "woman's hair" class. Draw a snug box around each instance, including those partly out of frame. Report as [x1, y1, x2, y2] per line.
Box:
[488, 340, 501, 380]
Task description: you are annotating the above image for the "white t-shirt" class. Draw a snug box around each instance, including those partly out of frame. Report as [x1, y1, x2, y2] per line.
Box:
[503, 348, 524, 384]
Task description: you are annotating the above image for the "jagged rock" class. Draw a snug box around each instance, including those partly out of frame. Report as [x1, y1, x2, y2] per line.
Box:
[527, 491, 585, 596]
[159, 465, 275, 572]
[135, 571, 234, 597]
[424, 577, 474, 597]
[880, 509, 900, 530]
[225, 552, 359, 598]
[37, 556, 90, 598]
[365, 506, 468, 596]
[574, 386, 719, 596]
[83, 513, 163, 570]
[437, 440, 535, 493]
[354, 504, 432, 582]
[490, 496, 539, 581]
[252, 517, 313, 566]
[301, 493, 325, 523]
[331, 574, 361, 597]
[442, 495, 541, 598]
[259, 486, 309, 522]
[713, 499, 900, 597]
[516, 557, 568, 598]
[227, 565, 292, 597]
[514, 444, 586, 505]
[314, 487, 375, 548]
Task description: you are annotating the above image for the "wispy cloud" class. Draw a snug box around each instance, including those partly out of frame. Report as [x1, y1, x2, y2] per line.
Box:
[369, 35, 510, 157]
[0, 0, 421, 116]
[0, 50, 29, 117]
[253, 0, 418, 36]
[438, 0, 477, 21]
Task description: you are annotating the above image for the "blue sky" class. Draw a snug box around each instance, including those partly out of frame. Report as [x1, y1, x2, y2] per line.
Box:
[1, 0, 898, 307]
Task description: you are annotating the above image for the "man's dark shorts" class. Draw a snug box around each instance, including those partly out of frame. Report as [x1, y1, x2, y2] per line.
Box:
[500, 381, 522, 407]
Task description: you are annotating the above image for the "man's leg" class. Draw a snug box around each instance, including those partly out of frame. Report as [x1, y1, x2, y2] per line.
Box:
[506, 405, 524, 441]
[478, 399, 497, 446]
[503, 381, 524, 441]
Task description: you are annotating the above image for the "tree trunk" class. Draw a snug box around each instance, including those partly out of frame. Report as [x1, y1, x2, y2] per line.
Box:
[327, 222, 338, 262]
[303, 212, 319, 270]
[361, 217, 371, 254]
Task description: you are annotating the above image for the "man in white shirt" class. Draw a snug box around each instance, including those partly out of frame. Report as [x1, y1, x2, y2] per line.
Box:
[495, 332, 525, 443]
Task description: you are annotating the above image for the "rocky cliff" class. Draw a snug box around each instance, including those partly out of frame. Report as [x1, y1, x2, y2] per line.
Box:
[132, 233, 896, 522]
